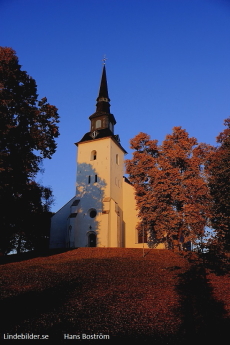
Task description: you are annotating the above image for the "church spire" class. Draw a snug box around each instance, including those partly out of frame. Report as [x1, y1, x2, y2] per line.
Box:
[96, 65, 110, 113]
[88, 63, 116, 134]
[76, 61, 126, 153]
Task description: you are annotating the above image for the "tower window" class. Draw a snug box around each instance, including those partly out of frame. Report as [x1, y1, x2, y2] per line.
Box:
[95, 175, 97, 183]
[116, 154, 119, 165]
[91, 150, 97, 160]
[88, 175, 91, 184]
[95, 119, 101, 129]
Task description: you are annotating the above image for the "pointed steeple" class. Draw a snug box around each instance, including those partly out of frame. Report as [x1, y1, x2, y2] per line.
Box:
[89, 64, 116, 133]
[97, 65, 110, 101]
[76, 62, 127, 154]
[96, 65, 110, 113]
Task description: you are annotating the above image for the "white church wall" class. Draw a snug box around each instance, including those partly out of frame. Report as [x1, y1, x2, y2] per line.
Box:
[98, 211, 109, 247]
[109, 139, 124, 207]
[49, 197, 75, 248]
[75, 140, 107, 247]
[75, 137, 125, 248]
[108, 198, 118, 247]
[76, 139, 110, 200]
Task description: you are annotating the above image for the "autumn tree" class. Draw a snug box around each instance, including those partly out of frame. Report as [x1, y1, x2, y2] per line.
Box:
[0, 47, 59, 254]
[207, 117, 230, 251]
[126, 127, 213, 250]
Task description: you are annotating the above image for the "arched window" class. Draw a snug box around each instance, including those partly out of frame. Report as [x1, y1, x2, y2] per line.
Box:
[116, 154, 119, 165]
[91, 150, 97, 160]
[95, 119, 101, 129]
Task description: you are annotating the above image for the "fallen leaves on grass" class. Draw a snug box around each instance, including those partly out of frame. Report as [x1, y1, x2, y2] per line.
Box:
[1, 248, 229, 343]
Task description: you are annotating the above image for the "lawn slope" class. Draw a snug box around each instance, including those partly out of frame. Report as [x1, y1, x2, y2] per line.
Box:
[0, 248, 230, 344]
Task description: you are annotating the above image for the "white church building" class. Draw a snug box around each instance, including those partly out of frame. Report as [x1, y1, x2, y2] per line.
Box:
[49, 65, 163, 249]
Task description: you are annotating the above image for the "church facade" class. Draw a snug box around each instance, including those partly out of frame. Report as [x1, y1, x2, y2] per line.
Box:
[49, 66, 164, 249]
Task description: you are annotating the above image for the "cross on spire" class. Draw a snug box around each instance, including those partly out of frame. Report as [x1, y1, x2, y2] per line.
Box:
[102, 55, 107, 65]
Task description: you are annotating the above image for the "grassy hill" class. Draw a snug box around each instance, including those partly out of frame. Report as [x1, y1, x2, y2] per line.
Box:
[0, 248, 230, 344]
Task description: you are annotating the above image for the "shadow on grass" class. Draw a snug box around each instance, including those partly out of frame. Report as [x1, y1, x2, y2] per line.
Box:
[0, 279, 81, 338]
[203, 252, 230, 275]
[176, 260, 230, 343]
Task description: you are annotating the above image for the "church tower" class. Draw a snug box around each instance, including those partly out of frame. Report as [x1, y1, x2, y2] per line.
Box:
[69, 64, 127, 248]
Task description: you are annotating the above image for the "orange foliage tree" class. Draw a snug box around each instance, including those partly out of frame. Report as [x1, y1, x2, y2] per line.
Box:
[126, 127, 214, 250]
[207, 117, 230, 251]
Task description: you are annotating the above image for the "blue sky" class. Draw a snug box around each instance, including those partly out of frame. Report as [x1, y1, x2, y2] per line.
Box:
[1, 0, 230, 212]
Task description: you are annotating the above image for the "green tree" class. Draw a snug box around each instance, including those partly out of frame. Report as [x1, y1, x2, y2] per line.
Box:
[126, 127, 213, 250]
[207, 117, 230, 251]
[0, 47, 59, 254]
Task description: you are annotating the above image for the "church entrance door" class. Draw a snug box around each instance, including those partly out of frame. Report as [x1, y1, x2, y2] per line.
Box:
[88, 233, 96, 247]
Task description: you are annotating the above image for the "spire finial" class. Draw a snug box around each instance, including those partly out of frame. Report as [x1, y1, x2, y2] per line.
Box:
[102, 54, 107, 65]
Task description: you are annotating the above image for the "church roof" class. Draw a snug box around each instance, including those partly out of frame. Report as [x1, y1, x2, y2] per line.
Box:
[75, 128, 127, 154]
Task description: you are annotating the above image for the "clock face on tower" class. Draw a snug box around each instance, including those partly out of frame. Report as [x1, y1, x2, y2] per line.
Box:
[90, 130, 99, 139]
